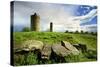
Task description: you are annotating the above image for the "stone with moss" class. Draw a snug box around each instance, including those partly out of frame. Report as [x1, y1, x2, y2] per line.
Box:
[15, 40, 44, 52]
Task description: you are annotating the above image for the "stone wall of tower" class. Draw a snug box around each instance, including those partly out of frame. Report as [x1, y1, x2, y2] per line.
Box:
[50, 22, 53, 32]
[31, 13, 40, 31]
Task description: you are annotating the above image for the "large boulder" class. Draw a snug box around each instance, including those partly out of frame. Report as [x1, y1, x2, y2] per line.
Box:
[15, 40, 44, 52]
[61, 41, 80, 55]
[52, 43, 71, 57]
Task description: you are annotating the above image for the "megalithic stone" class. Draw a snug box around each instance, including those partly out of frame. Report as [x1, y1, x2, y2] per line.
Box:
[31, 13, 40, 31]
[50, 22, 53, 32]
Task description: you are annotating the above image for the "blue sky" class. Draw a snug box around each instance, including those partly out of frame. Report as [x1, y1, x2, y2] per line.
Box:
[13, 1, 97, 32]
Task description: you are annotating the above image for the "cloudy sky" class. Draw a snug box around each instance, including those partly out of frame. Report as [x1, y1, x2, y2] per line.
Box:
[13, 1, 97, 32]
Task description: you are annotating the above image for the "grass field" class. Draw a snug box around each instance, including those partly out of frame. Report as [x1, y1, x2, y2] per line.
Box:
[13, 32, 97, 65]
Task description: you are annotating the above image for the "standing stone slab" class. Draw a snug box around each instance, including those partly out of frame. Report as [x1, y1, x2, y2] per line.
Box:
[41, 45, 52, 60]
[52, 44, 71, 57]
[61, 41, 80, 55]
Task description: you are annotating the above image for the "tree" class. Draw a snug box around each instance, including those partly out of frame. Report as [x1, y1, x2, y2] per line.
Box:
[84, 31, 88, 34]
[22, 27, 30, 32]
[91, 32, 97, 35]
[91, 32, 94, 35]
[94, 32, 97, 35]
[81, 30, 84, 34]
[65, 30, 69, 33]
[75, 30, 79, 34]
[69, 32, 73, 33]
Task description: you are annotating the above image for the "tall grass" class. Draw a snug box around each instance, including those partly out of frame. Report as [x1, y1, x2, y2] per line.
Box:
[14, 52, 38, 66]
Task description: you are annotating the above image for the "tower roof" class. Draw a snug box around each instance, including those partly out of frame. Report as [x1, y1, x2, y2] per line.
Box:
[31, 13, 40, 18]
[33, 13, 40, 16]
[34, 13, 37, 16]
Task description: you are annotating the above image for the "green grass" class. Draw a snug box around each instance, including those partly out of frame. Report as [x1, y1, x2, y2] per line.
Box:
[14, 52, 38, 65]
[14, 32, 78, 46]
[13, 32, 97, 65]
[71, 34, 97, 50]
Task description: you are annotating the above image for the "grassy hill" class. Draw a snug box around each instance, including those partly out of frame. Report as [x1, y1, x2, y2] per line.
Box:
[14, 32, 97, 50]
[13, 32, 97, 65]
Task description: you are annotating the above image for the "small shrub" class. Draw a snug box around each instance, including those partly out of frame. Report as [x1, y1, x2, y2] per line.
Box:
[22, 27, 30, 32]
[80, 30, 84, 34]
[84, 50, 97, 59]
[25, 52, 38, 65]
[65, 54, 81, 62]
[65, 30, 69, 33]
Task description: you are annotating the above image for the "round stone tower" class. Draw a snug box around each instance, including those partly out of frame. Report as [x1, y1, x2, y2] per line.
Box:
[31, 13, 40, 31]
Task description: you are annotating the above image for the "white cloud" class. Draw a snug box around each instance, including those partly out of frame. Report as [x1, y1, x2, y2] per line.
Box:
[14, 1, 80, 32]
[56, 8, 97, 32]
[80, 24, 97, 32]
[72, 9, 97, 24]
[13, 1, 97, 32]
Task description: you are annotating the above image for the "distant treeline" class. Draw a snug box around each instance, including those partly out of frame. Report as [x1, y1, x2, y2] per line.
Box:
[21, 27, 97, 35]
[65, 30, 97, 35]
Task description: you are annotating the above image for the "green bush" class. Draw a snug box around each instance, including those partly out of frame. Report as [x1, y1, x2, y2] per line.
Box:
[22, 27, 30, 32]
[84, 50, 97, 59]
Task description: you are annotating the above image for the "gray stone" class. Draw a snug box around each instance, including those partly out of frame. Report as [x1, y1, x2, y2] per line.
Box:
[61, 41, 80, 55]
[41, 45, 52, 60]
[15, 40, 44, 52]
[52, 43, 71, 57]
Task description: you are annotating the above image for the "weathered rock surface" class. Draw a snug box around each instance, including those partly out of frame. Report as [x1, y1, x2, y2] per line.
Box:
[41, 45, 52, 60]
[14, 40, 80, 61]
[61, 41, 80, 55]
[52, 43, 71, 57]
[15, 40, 44, 52]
